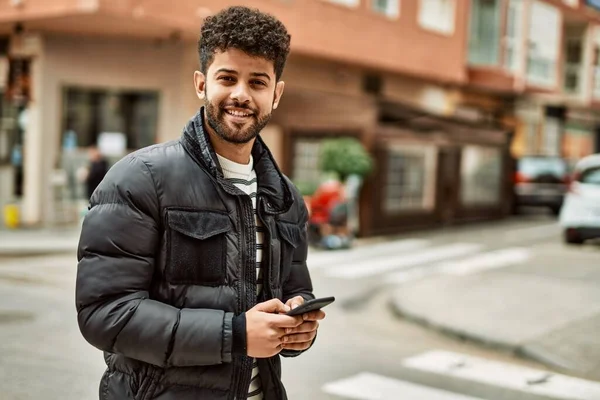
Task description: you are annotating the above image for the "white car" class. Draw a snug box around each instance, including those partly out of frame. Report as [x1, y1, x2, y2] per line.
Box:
[559, 154, 600, 244]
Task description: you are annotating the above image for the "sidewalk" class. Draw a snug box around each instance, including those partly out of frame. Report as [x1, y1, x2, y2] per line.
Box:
[390, 251, 600, 381]
[0, 226, 81, 256]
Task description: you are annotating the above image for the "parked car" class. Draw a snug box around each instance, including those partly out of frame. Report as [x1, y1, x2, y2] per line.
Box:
[559, 154, 600, 245]
[514, 156, 570, 215]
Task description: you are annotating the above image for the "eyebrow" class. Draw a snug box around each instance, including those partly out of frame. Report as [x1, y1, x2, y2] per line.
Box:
[215, 68, 272, 81]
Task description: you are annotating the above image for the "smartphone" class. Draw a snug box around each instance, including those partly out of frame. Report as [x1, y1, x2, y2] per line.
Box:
[286, 296, 335, 316]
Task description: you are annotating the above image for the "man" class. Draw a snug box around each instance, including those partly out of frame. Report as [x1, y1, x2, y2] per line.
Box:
[76, 6, 325, 400]
[83, 146, 109, 199]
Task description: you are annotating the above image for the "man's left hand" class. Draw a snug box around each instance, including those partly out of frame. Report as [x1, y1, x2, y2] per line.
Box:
[281, 296, 326, 351]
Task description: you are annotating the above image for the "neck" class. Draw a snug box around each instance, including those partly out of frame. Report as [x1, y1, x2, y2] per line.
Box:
[203, 110, 255, 164]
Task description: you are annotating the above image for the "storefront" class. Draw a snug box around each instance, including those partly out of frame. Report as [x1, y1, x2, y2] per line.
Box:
[274, 89, 512, 237]
[0, 42, 30, 222]
[2, 32, 199, 227]
[365, 103, 512, 236]
[562, 108, 600, 163]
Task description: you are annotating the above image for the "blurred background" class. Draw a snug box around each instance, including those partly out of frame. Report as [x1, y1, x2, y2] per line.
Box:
[1, 1, 600, 400]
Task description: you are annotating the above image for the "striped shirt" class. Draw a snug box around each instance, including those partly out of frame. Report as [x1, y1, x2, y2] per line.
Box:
[217, 154, 264, 400]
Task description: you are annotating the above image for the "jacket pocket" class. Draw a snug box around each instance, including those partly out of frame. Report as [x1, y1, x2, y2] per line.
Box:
[276, 221, 303, 284]
[166, 209, 232, 286]
[276, 220, 302, 249]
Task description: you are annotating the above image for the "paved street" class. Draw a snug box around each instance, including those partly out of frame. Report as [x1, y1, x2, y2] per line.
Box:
[1, 214, 600, 399]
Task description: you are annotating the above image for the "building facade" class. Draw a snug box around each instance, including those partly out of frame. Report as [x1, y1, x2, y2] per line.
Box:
[1, 0, 559, 236]
[466, 0, 600, 161]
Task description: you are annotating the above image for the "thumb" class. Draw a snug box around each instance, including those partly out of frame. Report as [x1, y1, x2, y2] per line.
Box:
[288, 296, 305, 309]
[254, 298, 291, 313]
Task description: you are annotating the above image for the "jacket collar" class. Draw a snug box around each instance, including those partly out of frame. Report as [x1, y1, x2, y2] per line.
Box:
[181, 108, 294, 215]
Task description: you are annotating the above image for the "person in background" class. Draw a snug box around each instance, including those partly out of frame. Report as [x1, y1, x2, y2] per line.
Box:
[84, 146, 108, 199]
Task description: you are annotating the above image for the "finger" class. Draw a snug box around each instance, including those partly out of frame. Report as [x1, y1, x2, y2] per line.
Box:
[285, 321, 318, 335]
[268, 314, 304, 328]
[255, 298, 290, 314]
[282, 331, 316, 344]
[285, 296, 305, 310]
[301, 310, 326, 321]
[270, 327, 287, 340]
[281, 341, 312, 351]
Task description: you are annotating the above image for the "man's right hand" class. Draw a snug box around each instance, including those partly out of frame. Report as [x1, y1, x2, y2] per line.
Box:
[246, 299, 303, 358]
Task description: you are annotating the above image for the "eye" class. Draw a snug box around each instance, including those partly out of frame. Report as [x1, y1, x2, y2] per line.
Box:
[251, 80, 267, 87]
[218, 76, 235, 83]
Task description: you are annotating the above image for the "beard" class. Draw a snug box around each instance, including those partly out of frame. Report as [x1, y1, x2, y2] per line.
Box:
[204, 94, 272, 145]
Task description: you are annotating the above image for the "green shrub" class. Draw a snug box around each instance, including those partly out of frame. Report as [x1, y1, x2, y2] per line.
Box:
[319, 137, 374, 181]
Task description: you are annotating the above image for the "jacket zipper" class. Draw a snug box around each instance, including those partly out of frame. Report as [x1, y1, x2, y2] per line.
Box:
[235, 195, 257, 400]
[258, 198, 285, 400]
[257, 197, 272, 300]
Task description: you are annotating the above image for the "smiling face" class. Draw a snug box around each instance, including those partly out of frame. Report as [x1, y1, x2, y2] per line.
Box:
[194, 48, 285, 145]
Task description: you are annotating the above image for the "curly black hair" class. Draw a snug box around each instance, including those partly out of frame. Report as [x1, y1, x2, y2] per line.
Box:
[198, 6, 291, 81]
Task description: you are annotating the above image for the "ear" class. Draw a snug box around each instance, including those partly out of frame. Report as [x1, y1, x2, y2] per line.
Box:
[193, 71, 206, 100]
[273, 81, 285, 110]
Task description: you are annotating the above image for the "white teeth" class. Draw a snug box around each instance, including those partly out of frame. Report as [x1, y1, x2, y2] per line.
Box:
[226, 110, 251, 117]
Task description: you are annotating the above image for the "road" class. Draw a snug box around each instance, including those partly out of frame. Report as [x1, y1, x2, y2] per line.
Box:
[0, 214, 598, 399]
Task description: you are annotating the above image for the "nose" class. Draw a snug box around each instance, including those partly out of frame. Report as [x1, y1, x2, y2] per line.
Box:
[230, 82, 251, 104]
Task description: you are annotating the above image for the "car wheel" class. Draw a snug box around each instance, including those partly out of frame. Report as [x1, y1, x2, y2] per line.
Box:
[564, 229, 584, 245]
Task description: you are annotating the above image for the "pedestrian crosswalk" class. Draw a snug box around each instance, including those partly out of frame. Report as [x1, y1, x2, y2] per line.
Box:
[324, 243, 483, 279]
[307, 239, 430, 270]
[323, 350, 600, 400]
[387, 247, 532, 284]
[323, 372, 483, 400]
[307, 238, 533, 284]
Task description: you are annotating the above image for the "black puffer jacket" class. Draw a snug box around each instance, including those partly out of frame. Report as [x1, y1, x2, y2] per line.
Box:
[76, 109, 314, 400]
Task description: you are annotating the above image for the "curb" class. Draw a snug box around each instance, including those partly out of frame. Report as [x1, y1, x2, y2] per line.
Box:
[388, 297, 580, 377]
[0, 244, 78, 257]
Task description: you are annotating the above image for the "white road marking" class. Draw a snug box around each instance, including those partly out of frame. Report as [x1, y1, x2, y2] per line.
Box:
[403, 350, 600, 400]
[386, 247, 532, 284]
[325, 243, 482, 279]
[322, 372, 483, 400]
[438, 247, 531, 276]
[503, 223, 560, 241]
[386, 268, 437, 284]
[307, 239, 429, 270]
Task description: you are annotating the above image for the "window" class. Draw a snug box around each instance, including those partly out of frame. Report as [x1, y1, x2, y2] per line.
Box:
[592, 27, 600, 99]
[504, 0, 524, 72]
[383, 144, 437, 213]
[62, 87, 159, 150]
[564, 36, 584, 94]
[372, 0, 399, 17]
[0, 93, 17, 165]
[526, 1, 560, 87]
[589, 0, 600, 12]
[461, 146, 502, 206]
[468, 0, 502, 66]
[580, 167, 600, 185]
[594, 46, 600, 99]
[517, 156, 567, 179]
[326, 0, 360, 7]
[418, 0, 456, 35]
[291, 138, 323, 195]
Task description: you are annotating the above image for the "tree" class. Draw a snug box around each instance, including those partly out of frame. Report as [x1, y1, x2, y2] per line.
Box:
[319, 137, 374, 182]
